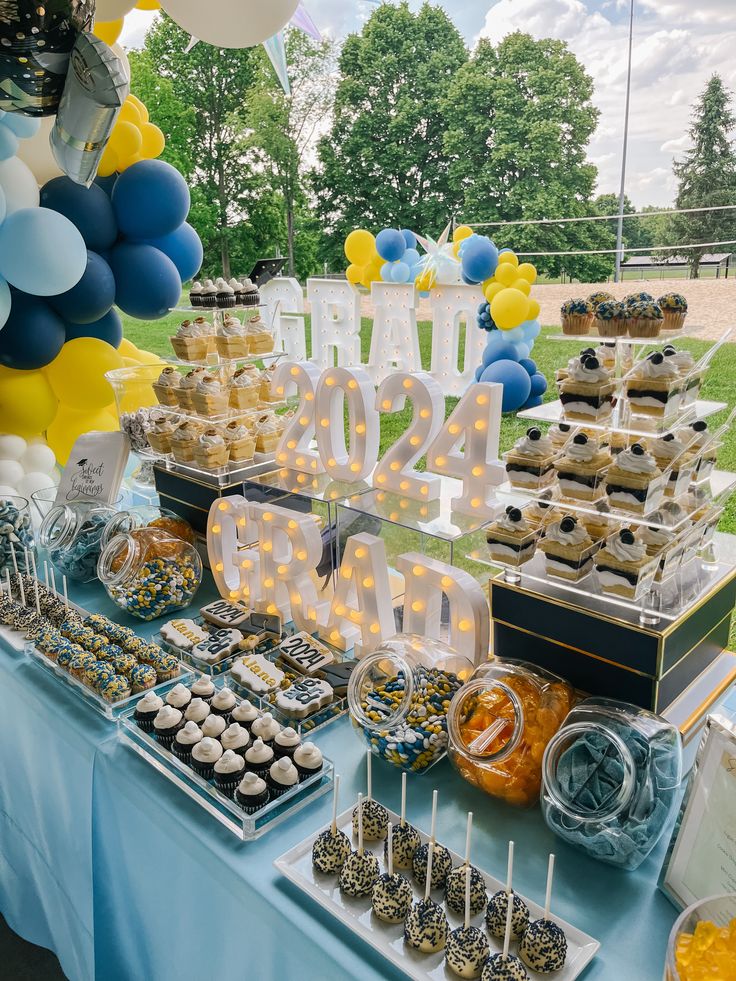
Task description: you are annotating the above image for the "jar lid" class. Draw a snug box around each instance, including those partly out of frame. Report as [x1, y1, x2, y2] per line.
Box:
[447, 678, 524, 763]
[97, 532, 138, 586]
[39, 503, 79, 550]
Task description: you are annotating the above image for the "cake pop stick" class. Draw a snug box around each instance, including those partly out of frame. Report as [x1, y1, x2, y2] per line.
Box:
[29, 551, 38, 580]
[464, 811, 473, 867]
[50, 567, 57, 597]
[10, 543, 18, 575]
[5, 569, 11, 597]
[367, 750, 373, 801]
[331, 773, 340, 837]
[503, 888, 514, 960]
[506, 840, 514, 894]
[544, 853, 555, 921]
[387, 822, 394, 877]
[23, 547, 29, 575]
[17, 570, 26, 607]
[424, 840, 435, 902]
[63, 576, 69, 609]
[43, 560, 49, 588]
[430, 788, 438, 846]
[33, 579, 41, 616]
[401, 771, 407, 827]
[464, 864, 471, 931]
[357, 792, 364, 857]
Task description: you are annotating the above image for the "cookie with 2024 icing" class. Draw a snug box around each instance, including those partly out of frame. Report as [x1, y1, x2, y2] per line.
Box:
[274, 677, 334, 719]
[192, 628, 244, 664]
[276, 631, 334, 675]
[160, 618, 209, 651]
[231, 652, 285, 694]
[200, 599, 253, 629]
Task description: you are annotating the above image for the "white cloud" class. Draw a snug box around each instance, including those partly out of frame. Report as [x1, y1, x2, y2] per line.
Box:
[661, 135, 689, 152]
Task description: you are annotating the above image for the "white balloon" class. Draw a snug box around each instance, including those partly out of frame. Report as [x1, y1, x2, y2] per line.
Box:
[0, 460, 23, 487]
[0, 434, 27, 460]
[111, 42, 131, 82]
[15, 117, 63, 188]
[16, 471, 56, 499]
[0, 157, 40, 215]
[95, 0, 137, 19]
[20, 444, 56, 475]
[159, 0, 298, 49]
[0, 484, 19, 498]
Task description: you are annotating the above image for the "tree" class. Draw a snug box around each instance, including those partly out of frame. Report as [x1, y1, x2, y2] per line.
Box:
[443, 33, 609, 281]
[313, 2, 468, 270]
[670, 75, 736, 277]
[593, 193, 654, 255]
[246, 31, 336, 279]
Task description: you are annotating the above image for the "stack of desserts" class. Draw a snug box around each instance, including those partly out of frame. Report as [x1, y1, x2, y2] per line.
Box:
[189, 276, 260, 309]
[170, 312, 274, 362]
[560, 290, 688, 337]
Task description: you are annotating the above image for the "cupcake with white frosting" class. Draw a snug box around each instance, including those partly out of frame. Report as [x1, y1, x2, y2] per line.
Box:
[153, 705, 184, 748]
[192, 374, 228, 416]
[214, 749, 246, 793]
[184, 696, 211, 727]
[267, 756, 299, 798]
[229, 365, 260, 410]
[594, 528, 658, 599]
[190, 736, 223, 780]
[244, 737, 274, 779]
[220, 722, 250, 758]
[210, 686, 238, 720]
[173, 720, 203, 763]
[293, 742, 324, 781]
[189, 281, 203, 307]
[201, 714, 227, 740]
[235, 771, 270, 813]
[273, 726, 301, 760]
[134, 691, 164, 732]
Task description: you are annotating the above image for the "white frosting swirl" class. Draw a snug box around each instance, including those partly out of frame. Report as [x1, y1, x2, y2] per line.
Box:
[214, 749, 245, 774]
[545, 519, 590, 547]
[238, 772, 267, 796]
[225, 423, 250, 441]
[201, 715, 226, 738]
[184, 697, 210, 724]
[166, 683, 191, 708]
[157, 367, 180, 388]
[211, 688, 237, 710]
[275, 726, 301, 748]
[251, 712, 281, 741]
[221, 723, 250, 750]
[219, 317, 246, 338]
[177, 320, 202, 338]
[567, 359, 611, 383]
[293, 743, 322, 769]
[245, 737, 273, 764]
[154, 705, 182, 729]
[640, 525, 669, 549]
[513, 432, 554, 458]
[180, 368, 206, 391]
[231, 700, 259, 723]
[199, 430, 226, 448]
[196, 376, 223, 395]
[495, 511, 530, 534]
[192, 737, 223, 763]
[649, 435, 686, 463]
[137, 692, 164, 714]
[606, 534, 647, 563]
[614, 446, 658, 475]
[269, 757, 298, 787]
[176, 721, 203, 745]
[191, 676, 214, 697]
[565, 437, 601, 463]
[633, 357, 679, 380]
[232, 368, 259, 389]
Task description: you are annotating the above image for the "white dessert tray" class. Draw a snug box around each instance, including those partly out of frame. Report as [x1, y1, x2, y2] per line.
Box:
[0, 594, 86, 654]
[274, 806, 600, 981]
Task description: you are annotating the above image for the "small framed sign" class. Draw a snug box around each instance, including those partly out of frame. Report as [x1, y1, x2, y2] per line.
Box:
[660, 713, 736, 909]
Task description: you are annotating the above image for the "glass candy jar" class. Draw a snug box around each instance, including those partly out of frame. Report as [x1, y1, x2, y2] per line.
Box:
[665, 894, 736, 981]
[447, 659, 575, 808]
[347, 634, 472, 773]
[0, 495, 34, 577]
[99, 505, 196, 551]
[541, 697, 682, 870]
[39, 501, 120, 582]
[97, 526, 202, 621]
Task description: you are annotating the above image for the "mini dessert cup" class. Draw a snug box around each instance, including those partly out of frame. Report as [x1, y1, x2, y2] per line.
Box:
[246, 318, 275, 354]
[594, 528, 659, 600]
[560, 298, 593, 335]
[640, 522, 685, 583]
[216, 333, 250, 359]
[648, 433, 695, 499]
[152, 367, 181, 407]
[171, 324, 209, 362]
[553, 432, 611, 502]
[604, 442, 665, 515]
[539, 514, 598, 582]
[176, 368, 206, 412]
[192, 378, 229, 416]
[558, 354, 616, 423]
[224, 422, 256, 463]
[193, 430, 229, 471]
[229, 371, 260, 410]
[254, 412, 281, 454]
[624, 351, 683, 420]
[146, 414, 177, 455]
[486, 506, 539, 568]
[503, 426, 557, 490]
[169, 421, 203, 464]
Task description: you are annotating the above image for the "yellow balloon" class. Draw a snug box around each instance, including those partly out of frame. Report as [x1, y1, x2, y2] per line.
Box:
[512, 278, 531, 296]
[45, 339, 124, 411]
[117, 338, 141, 360]
[484, 281, 504, 303]
[135, 349, 163, 366]
[497, 251, 519, 268]
[93, 19, 123, 46]
[47, 404, 119, 467]
[136, 0, 160, 8]
[128, 93, 149, 124]
[346, 263, 363, 285]
[140, 122, 165, 158]
[527, 298, 541, 320]
[119, 153, 144, 172]
[517, 262, 537, 284]
[120, 380, 157, 412]
[118, 100, 142, 127]
[491, 288, 530, 330]
[416, 269, 435, 292]
[452, 241, 462, 259]
[453, 225, 473, 243]
[494, 262, 518, 287]
[98, 145, 119, 177]
[344, 230, 376, 267]
[0, 366, 58, 438]
[109, 120, 143, 163]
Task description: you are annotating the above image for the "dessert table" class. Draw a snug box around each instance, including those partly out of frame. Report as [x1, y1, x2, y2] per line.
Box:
[0, 576, 704, 981]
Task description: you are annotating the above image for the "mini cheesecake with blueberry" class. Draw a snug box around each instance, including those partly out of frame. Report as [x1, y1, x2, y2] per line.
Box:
[539, 515, 598, 582]
[486, 506, 538, 567]
[557, 354, 616, 422]
[549, 422, 575, 452]
[604, 442, 665, 515]
[685, 420, 719, 482]
[504, 427, 557, 490]
[624, 351, 683, 419]
[661, 344, 701, 406]
[594, 528, 658, 600]
[553, 432, 612, 502]
[647, 432, 694, 498]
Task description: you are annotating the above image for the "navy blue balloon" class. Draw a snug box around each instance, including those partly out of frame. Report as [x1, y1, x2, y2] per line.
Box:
[109, 243, 182, 320]
[40, 177, 118, 252]
[0, 289, 65, 370]
[143, 222, 203, 283]
[112, 160, 191, 241]
[482, 341, 518, 367]
[401, 229, 417, 250]
[519, 358, 537, 376]
[375, 229, 406, 263]
[49, 250, 115, 325]
[65, 308, 123, 348]
[94, 174, 118, 198]
[480, 359, 532, 412]
[530, 372, 548, 397]
[462, 271, 478, 285]
[522, 394, 544, 410]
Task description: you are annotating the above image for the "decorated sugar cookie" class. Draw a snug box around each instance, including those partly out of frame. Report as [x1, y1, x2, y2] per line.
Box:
[192, 628, 244, 664]
[201, 599, 252, 629]
[274, 677, 334, 719]
[276, 632, 334, 675]
[161, 618, 209, 651]
[231, 652, 285, 694]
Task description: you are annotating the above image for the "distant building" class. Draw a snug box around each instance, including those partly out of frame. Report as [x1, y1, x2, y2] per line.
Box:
[622, 253, 731, 278]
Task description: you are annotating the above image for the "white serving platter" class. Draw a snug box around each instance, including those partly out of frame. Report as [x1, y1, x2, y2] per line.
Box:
[274, 806, 600, 981]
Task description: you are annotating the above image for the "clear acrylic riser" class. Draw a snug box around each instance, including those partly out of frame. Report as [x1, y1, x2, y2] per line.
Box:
[28, 643, 193, 721]
[162, 350, 285, 370]
[174, 304, 269, 315]
[151, 398, 288, 429]
[474, 531, 736, 627]
[496, 469, 736, 532]
[150, 452, 277, 489]
[118, 676, 334, 840]
[245, 466, 374, 507]
[549, 321, 706, 344]
[518, 397, 726, 439]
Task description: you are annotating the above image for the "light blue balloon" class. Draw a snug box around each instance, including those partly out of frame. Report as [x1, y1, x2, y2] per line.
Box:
[380, 262, 394, 282]
[0, 208, 87, 296]
[2, 115, 41, 139]
[391, 261, 411, 283]
[0, 185, 6, 227]
[485, 330, 507, 349]
[401, 229, 417, 250]
[0, 126, 18, 162]
[409, 264, 423, 281]
[525, 319, 542, 339]
[514, 342, 531, 360]
[403, 248, 421, 267]
[419, 290, 430, 299]
[505, 326, 524, 343]
[0, 275, 10, 329]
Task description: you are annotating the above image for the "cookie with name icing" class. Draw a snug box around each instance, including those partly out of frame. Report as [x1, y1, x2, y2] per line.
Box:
[192, 628, 244, 664]
[276, 631, 334, 675]
[231, 652, 284, 694]
[274, 676, 334, 719]
[161, 618, 209, 651]
[200, 599, 252, 628]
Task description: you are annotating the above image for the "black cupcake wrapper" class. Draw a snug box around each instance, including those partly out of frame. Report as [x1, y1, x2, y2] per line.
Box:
[235, 789, 270, 814]
[190, 760, 216, 781]
[272, 743, 300, 760]
[243, 761, 271, 780]
[134, 716, 157, 733]
[295, 763, 323, 783]
[266, 776, 297, 798]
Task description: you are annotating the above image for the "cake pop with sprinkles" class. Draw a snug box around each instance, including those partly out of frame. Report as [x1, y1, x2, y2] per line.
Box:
[384, 773, 421, 870]
[445, 865, 490, 979]
[352, 751, 389, 841]
[339, 793, 380, 897]
[519, 854, 567, 974]
[404, 840, 448, 953]
[371, 823, 413, 924]
[482, 885, 529, 981]
[445, 812, 487, 917]
[486, 841, 530, 940]
[412, 789, 453, 890]
[312, 774, 351, 875]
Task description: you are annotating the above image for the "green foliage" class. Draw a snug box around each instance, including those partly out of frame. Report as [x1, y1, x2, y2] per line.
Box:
[313, 1, 468, 270]
[592, 193, 655, 256]
[669, 75, 736, 277]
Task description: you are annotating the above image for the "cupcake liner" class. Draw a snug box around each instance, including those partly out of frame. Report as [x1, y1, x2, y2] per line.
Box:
[266, 775, 293, 799]
[154, 724, 184, 749]
[244, 761, 271, 780]
[217, 295, 237, 309]
[172, 743, 196, 763]
[273, 743, 299, 761]
[595, 318, 627, 337]
[134, 713, 157, 733]
[295, 762, 323, 782]
[190, 759, 216, 781]
[662, 310, 686, 331]
[214, 772, 243, 794]
[561, 314, 591, 335]
[626, 317, 662, 337]
[201, 295, 217, 308]
[236, 789, 269, 813]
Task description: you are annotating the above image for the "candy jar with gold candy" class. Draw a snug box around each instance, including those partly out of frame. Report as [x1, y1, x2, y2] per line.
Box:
[446, 659, 575, 808]
[99, 505, 197, 551]
[347, 635, 473, 774]
[665, 894, 736, 981]
[97, 526, 202, 621]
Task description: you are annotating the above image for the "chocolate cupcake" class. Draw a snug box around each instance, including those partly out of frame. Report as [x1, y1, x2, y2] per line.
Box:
[189, 281, 203, 307]
[236, 772, 270, 814]
[134, 691, 164, 733]
[273, 726, 301, 760]
[190, 675, 215, 704]
[153, 705, 184, 748]
[201, 713, 227, 739]
[267, 757, 299, 799]
[165, 682, 192, 712]
[190, 736, 223, 780]
[230, 698, 259, 730]
[172, 721, 203, 763]
[217, 281, 236, 309]
[220, 722, 250, 758]
[210, 686, 237, 720]
[244, 737, 274, 779]
[214, 749, 246, 794]
[293, 742, 324, 781]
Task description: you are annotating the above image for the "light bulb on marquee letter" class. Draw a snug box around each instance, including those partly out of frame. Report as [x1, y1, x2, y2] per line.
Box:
[395, 553, 490, 667]
[427, 381, 506, 520]
[366, 282, 422, 384]
[319, 533, 395, 658]
[307, 278, 361, 368]
[248, 503, 328, 633]
[207, 495, 260, 605]
[373, 371, 444, 501]
[314, 366, 380, 482]
[271, 360, 324, 474]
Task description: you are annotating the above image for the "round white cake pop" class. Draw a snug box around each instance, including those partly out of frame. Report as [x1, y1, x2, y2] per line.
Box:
[20, 443, 56, 475]
[0, 434, 27, 460]
[0, 459, 23, 487]
[16, 472, 55, 498]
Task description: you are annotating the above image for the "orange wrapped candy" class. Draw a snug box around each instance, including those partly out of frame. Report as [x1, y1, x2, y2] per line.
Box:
[675, 918, 736, 980]
[447, 659, 575, 807]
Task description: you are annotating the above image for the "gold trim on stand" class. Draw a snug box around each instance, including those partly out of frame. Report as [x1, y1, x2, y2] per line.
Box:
[658, 611, 735, 680]
[679, 668, 736, 740]
[158, 491, 210, 515]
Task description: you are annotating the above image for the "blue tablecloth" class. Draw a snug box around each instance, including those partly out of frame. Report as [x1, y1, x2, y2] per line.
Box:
[0, 578, 685, 981]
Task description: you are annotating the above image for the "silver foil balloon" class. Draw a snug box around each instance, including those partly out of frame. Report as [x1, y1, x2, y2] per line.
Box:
[51, 31, 129, 186]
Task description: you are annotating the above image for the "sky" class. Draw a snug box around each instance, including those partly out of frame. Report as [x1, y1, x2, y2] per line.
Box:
[122, 0, 736, 209]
